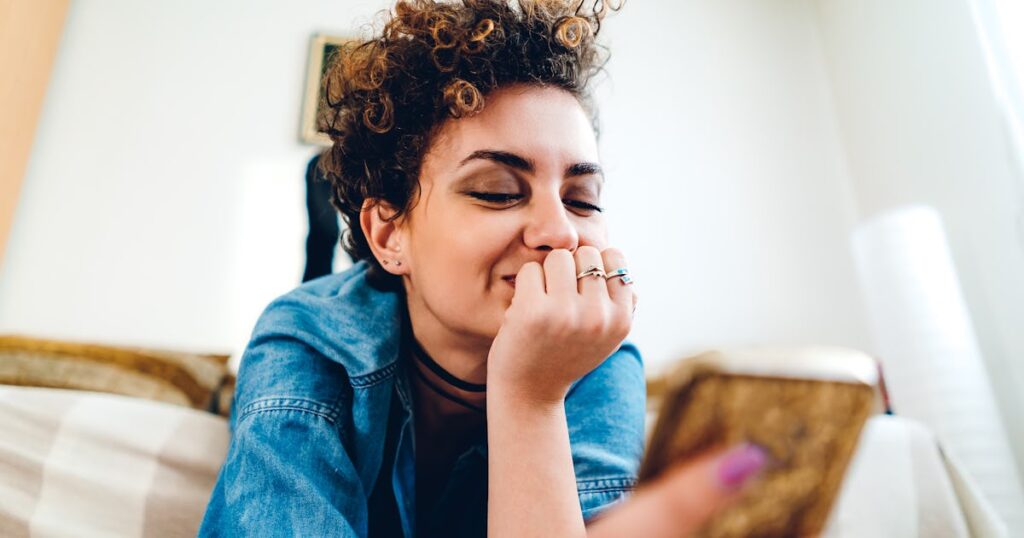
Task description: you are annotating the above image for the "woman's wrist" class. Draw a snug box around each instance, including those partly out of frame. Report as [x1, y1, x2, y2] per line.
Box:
[486, 377, 583, 538]
[486, 376, 569, 413]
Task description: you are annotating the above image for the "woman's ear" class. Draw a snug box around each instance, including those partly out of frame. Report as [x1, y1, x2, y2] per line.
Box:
[360, 199, 407, 275]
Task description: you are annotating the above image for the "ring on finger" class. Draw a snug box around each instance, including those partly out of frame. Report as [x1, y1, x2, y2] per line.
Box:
[605, 267, 634, 285]
[576, 265, 607, 280]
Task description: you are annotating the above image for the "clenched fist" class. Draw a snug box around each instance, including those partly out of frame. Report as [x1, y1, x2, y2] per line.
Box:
[486, 246, 637, 404]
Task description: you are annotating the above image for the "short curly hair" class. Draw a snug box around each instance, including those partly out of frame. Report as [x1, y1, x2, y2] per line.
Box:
[318, 0, 621, 290]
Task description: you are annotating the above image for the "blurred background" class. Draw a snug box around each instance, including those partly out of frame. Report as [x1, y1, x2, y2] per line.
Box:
[2, 0, 1023, 532]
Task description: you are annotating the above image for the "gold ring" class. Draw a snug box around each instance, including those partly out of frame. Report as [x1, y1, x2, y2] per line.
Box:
[576, 265, 606, 280]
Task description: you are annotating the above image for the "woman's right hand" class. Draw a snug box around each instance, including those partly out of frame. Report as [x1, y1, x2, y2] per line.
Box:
[586, 444, 767, 538]
[486, 246, 636, 405]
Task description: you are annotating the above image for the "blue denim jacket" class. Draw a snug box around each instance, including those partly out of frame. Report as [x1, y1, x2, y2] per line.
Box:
[200, 261, 646, 537]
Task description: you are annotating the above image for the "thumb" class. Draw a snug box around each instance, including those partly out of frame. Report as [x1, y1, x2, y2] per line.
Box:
[587, 443, 767, 538]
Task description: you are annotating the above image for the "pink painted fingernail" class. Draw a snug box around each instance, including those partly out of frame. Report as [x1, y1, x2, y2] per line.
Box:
[717, 443, 768, 489]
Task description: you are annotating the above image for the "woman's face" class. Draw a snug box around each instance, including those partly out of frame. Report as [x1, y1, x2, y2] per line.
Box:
[397, 84, 608, 343]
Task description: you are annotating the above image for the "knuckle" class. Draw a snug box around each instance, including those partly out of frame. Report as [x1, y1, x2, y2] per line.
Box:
[579, 312, 608, 337]
[533, 306, 556, 325]
[553, 319, 576, 339]
[539, 307, 571, 333]
[578, 320, 599, 336]
[612, 311, 632, 338]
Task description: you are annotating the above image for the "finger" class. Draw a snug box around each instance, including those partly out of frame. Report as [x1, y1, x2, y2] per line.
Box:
[600, 247, 634, 313]
[514, 261, 545, 298]
[573, 246, 608, 297]
[542, 249, 576, 297]
[586, 444, 767, 538]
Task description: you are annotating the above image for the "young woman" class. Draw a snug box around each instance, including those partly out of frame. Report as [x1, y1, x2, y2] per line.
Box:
[201, 1, 765, 536]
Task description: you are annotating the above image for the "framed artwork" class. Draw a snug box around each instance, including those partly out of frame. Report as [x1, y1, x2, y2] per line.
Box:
[300, 34, 350, 146]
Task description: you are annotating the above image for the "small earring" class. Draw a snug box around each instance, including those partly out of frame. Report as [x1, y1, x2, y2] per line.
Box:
[382, 259, 390, 266]
[395, 260, 402, 266]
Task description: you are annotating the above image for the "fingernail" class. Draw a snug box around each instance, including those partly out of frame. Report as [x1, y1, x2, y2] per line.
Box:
[717, 443, 768, 489]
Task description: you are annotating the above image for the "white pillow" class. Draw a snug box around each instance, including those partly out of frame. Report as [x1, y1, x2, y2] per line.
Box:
[0, 385, 229, 537]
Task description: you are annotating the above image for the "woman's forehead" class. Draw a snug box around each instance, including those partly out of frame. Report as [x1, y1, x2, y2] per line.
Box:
[423, 85, 600, 174]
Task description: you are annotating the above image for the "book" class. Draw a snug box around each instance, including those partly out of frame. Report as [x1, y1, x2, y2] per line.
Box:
[641, 347, 881, 537]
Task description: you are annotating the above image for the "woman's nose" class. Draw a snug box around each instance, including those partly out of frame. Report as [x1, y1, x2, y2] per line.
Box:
[522, 194, 579, 252]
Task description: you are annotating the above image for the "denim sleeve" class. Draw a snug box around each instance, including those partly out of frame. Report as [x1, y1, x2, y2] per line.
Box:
[199, 325, 371, 538]
[565, 342, 647, 522]
[198, 400, 368, 537]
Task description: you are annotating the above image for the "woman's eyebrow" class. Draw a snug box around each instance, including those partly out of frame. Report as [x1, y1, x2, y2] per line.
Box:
[459, 150, 534, 172]
[459, 149, 603, 181]
[566, 162, 604, 180]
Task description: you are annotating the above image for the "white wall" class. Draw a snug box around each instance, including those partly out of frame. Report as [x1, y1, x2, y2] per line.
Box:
[0, 0, 869, 373]
[598, 0, 869, 372]
[816, 0, 1024, 493]
[0, 0, 388, 357]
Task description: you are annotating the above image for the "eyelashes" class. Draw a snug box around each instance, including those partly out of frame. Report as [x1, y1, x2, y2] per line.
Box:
[468, 192, 523, 204]
[564, 199, 604, 213]
[466, 192, 604, 213]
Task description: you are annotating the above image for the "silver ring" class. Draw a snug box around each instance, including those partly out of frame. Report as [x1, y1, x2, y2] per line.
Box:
[576, 265, 606, 280]
[606, 268, 634, 285]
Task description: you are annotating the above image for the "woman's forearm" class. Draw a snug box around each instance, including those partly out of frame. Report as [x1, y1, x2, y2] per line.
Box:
[486, 384, 586, 538]
[483, 248, 638, 537]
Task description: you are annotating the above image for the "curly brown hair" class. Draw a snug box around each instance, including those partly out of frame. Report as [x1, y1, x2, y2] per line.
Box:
[318, 0, 621, 290]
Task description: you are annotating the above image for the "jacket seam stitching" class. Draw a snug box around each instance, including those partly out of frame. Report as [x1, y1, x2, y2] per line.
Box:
[238, 397, 341, 423]
[349, 361, 398, 388]
[243, 406, 337, 423]
[579, 486, 631, 494]
[576, 477, 637, 493]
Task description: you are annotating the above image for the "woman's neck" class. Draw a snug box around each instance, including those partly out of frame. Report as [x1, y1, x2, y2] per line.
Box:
[404, 294, 491, 416]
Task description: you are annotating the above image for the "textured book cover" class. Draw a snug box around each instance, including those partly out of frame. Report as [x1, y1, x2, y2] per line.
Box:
[641, 348, 880, 537]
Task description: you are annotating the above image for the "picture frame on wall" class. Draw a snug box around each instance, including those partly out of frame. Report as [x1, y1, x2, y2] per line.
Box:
[300, 34, 350, 146]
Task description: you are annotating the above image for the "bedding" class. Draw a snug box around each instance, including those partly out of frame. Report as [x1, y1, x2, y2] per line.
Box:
[0, 381, 1004, 536]
[0, 385, 229, 537]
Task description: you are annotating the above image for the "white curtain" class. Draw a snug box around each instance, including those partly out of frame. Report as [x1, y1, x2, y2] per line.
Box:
[969, 0, 1024, 223]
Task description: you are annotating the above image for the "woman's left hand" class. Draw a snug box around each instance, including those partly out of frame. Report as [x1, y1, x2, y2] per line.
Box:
[486, 246, 637, 405]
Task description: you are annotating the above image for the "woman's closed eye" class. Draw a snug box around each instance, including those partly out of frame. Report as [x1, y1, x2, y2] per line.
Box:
[467, 191, 603, 213]
[563, 199, 603, 213]
[468, 191, 524, 205]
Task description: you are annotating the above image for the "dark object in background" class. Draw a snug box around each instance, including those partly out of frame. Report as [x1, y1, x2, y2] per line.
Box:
[303, 154, 341, 282]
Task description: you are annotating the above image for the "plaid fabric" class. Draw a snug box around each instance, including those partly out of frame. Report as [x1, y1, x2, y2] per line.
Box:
[0, 385, 229, 537]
